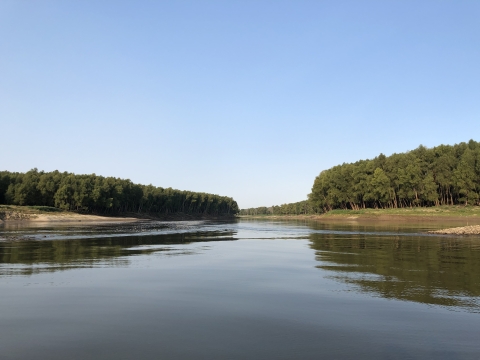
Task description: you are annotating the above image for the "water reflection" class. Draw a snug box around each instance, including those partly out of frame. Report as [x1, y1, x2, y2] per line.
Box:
[2, 218, 480, 312]
[0, 230, 237, 276]
[310, 232, 480, 311]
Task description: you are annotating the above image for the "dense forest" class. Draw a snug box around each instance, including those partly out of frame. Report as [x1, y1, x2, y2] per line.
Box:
[240, 140, 480, 215]
[0, 169, 238, 216]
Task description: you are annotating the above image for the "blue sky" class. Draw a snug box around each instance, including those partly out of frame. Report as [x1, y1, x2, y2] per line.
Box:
[1, 1, 479, 208]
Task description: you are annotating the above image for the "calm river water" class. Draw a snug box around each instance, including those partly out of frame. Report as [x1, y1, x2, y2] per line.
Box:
[1, 219, 480, 359]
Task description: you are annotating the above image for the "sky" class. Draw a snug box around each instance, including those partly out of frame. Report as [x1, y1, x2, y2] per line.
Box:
[1, 1, 479, 208]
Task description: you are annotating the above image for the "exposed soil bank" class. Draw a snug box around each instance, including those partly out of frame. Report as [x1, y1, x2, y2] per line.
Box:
[0, 210, 139, 225]
[0, 206, 234, 225]
[428, 225, 480, 235]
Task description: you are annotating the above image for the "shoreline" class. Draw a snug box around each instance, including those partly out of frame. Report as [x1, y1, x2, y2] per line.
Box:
[0, 212, 141, 225]
[237, 213, 480, 223]
[0, 206, 235, 226]
[3, 205, 480, 226]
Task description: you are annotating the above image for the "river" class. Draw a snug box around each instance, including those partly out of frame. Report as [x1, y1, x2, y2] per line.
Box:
[1, 219, 479, 359]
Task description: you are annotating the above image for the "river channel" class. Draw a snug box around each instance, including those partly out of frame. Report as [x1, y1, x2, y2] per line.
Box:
[1, 219, 479, 359]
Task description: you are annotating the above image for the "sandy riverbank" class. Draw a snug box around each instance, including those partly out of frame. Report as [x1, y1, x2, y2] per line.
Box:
[0, 210, 139, 225]
[0, 206, 235, 225]
[0, 205, 139, 225]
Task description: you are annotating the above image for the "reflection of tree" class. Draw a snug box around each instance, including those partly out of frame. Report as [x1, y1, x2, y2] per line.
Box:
[310, 233, 480, 310]
[0, 231, 236, 276]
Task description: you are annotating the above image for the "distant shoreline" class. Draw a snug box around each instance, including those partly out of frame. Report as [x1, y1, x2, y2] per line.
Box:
[238, 206, 480, 223]
[0, 205, 235, 225]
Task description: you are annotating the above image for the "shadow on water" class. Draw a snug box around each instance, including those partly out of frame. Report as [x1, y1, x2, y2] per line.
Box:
[0, 225, 238, 276]
[309, 231, 480, 311]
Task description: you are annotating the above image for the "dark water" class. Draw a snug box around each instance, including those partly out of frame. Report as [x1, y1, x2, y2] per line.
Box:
[1, 219, 480, 359]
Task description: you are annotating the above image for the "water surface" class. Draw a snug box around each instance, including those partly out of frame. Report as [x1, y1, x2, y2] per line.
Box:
[1, 219, 479, 359]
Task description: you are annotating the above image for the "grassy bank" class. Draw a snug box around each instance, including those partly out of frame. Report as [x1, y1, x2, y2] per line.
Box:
[322, 206, 480, 217]
[238, 205, 480, 221]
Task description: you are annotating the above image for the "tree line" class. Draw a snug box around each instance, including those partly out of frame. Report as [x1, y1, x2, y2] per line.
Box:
[241, 140, 480, 215]
[0, 169, 238, 216]
[239, 200, 314, 216]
